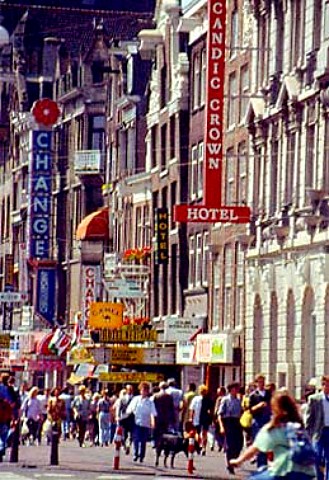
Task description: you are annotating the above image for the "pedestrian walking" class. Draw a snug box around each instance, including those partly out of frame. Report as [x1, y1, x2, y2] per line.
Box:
[72, 385, 91, 447]
[305, 375, 329, 480]
[21, 386, 41, 445]
[182, 383, 197, 428]
[0, 374, 13, 462]
[98, 389, 111, 447]
[115, 385, 134, 453]
[89, 392, 100, 446]
[218, 382, 243, 475]
[153, 381, 175, 457]
[213, 386, 227, 451]
[37, 388, 50, 445]
[230, 391, 316, 480]
[47, 387, 66, 436]
[59, 386, 73, 440]
[126, 381, 157, 463]
[167, 378, 183, 432]
[189, 384, 214, 456]
[249, 374, 272, 469]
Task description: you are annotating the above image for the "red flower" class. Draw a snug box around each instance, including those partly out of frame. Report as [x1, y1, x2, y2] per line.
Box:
[32, 98, 60, 126]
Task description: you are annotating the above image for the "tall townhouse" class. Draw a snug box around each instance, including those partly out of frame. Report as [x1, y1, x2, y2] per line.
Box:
[206, 0, 254, 390]
[0, 1, 154, 385]
[138, 0, 190, 353]
[245, 0, 329, 397]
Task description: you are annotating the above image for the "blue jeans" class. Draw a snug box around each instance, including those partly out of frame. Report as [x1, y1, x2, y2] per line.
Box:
[0, 423, 9, 457]
[133, 425, 149, 461]
[98, 412, 111, 445]
[252, 419, 269, 468]
[314, 427, 329, 480]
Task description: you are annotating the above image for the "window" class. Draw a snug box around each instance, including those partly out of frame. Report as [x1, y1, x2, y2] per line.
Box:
[135, 206, 142, 247]
[257, 14, 269, 88]
[230, 9, 239, 58]
[170, 115, 175, 159]
[190, 145, 198, 200]
[223, 246, 233, 329]
[151, 125, 157, 168]
[212, 254, 221, 328]
[161, 124, 167, 169]
[171, 244, 177, 313]
[200, 48, 207, 106]
[192, 53, 200, 110]
[305, 125, 315, 189]
[325, 2, 329, 39]
[290, 0, 305, 69]
[197, 142, 204, 198]
[202, 231, 209, 286]
[195, 233, 202, 286]
[253, 147, 261, 213]
[91, 60, 104, 84]
[188, 236, 195, 287]
[89, 116, 105, 151]
[239, 65, 249, 122]
[160, 65, 167, 109]
[238, 142, 247, 204]
[228, 73, 237, 127]
[313, 0, 322, 49]
[170, 182, 177, 229]
[323, 118, 329, 189]
[269, 140, 278, 215]
[225, 148, 235, 204]
[285, 132, 296, 205]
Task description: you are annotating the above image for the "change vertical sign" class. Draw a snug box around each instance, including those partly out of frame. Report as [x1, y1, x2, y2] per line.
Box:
[174, 0, 250, 224]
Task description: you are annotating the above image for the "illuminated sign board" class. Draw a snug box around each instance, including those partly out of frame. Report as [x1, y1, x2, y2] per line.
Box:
[111, 347, 144, 364]
[155, 208, 169, 264]
[81, 265, 101, 331]
[89, 302, 124, 329]
[29, 131, 52, 258]
[174, 0, 250, 223]
[98, 372, 164, 383]
[92, 325, 157, 343]
[36, 268, 56, 326]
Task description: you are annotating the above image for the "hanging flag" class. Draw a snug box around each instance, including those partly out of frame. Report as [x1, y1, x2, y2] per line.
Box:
[71, 311, 83, 347]
[49, 328, 71, 356]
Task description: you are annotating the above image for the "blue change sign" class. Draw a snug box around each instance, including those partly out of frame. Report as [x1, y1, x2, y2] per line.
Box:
[36, 268, 56, 326]
[29, 131, 52, 259]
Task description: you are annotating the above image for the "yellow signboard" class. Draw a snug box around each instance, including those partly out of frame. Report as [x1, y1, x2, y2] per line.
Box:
[66, 345, 95, 365]
[98, 372, 164, 383]
[111, 347, 144, 364]
[89, 302, 124, 329]
[0, 334, 10, 349]
[98, 325, 157, 343]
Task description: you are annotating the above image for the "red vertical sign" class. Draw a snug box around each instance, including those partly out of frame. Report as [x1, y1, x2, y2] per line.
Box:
[204, 0, 225, 207]
[174, 0, 250, 223]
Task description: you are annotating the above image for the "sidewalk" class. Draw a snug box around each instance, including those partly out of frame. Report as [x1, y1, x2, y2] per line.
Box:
[1, 440, 253, 479]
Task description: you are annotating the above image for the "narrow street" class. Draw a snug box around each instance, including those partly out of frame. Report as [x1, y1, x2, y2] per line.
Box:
[1, 441, 254, 480]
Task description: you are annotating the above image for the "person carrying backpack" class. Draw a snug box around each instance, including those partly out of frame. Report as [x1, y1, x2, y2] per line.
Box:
[229, 391, 316, 479]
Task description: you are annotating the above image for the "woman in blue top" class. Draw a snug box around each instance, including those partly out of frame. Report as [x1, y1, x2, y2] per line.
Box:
[230, 391, 315, 479]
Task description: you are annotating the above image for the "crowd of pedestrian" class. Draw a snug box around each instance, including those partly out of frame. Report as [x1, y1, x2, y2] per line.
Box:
[2, 371, 329, 479]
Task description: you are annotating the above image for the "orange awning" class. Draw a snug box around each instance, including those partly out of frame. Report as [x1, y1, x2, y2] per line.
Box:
[76, 208, 109, 241]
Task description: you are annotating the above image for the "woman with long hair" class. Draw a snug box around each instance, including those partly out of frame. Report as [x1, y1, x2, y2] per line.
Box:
[230, 391, 315, 479]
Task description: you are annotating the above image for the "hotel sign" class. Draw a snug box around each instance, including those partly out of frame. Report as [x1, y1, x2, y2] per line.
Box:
[174, 0, 250, 223]
[155, 208, 169, 264]
[29, 131, 52, 258]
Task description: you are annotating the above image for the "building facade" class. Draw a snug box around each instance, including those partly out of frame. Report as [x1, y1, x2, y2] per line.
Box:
[245, 0, 329, 397]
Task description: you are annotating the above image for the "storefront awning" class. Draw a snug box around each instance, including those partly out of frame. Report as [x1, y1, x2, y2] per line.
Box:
[76, 208, 109, 241]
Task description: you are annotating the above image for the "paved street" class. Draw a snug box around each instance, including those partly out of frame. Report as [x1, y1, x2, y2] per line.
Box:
[0, 440, 254, 479]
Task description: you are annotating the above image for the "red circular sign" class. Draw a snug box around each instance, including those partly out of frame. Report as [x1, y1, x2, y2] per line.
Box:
[32, 98, 60, 126]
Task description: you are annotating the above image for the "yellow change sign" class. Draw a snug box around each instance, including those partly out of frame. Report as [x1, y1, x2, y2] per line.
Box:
[98, 325, 157, 343]
[111, 347, 144, 364]
[89, 302, 124, 329]
[98, 372, 164, 383]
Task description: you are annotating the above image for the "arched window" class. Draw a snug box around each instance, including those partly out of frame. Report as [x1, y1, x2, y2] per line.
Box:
[269, 292, 278, 382]
[301, 287, 316, 387]
[253, 294, 263, 376]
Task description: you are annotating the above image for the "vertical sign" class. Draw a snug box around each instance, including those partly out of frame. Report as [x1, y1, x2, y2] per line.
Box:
[174, 0, 250, 223]
[81, 265, 101, 331]
[155, 208, 169, 264]
[29, 131, 52, 258]
[4, 254, 14, 287]
[36, 268, 56, 326]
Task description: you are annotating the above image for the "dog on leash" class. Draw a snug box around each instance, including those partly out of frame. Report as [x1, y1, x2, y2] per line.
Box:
[155, 432, 201, 468]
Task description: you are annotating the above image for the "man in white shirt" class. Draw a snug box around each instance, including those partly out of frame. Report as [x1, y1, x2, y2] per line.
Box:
[166, 378, 183, 432]
[126, 381, 157, 463]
